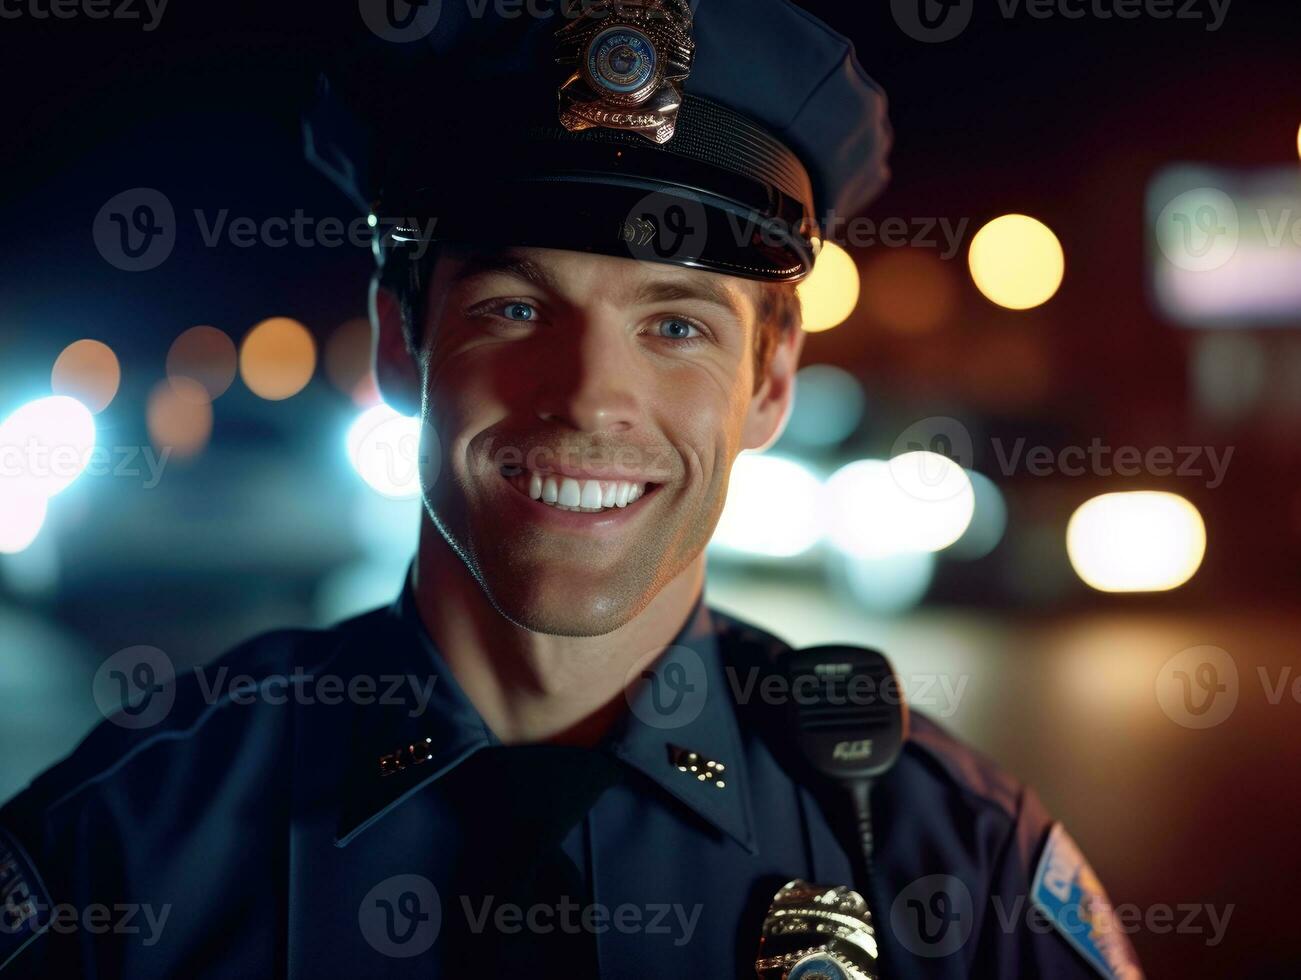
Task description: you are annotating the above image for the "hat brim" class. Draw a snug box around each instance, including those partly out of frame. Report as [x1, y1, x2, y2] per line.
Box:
[389, 171, 816, 283]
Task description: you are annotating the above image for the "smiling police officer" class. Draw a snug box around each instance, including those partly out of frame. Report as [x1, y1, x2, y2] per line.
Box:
[0, 1, 1143, 978]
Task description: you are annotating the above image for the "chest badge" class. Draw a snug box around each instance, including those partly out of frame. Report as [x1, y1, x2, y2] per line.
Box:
[554, 0, 695, 145]
[754, 879, 880, 980]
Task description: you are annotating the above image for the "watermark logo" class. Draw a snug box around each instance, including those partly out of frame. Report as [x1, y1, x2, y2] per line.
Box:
[93, 646, 176, 729]
[890, 0, 973, 43]
[93, 188, 176, 272]
[625, 645, 708, 730]
[359, 0, 443, 41]
[889, 874, 974, 957]
[360, 874, 442, 957]
[622, 190, 709, 266]
[1156, 645, 1238, 729]
[1154, 187, 1240, 273]
[0, 0, 169, 31]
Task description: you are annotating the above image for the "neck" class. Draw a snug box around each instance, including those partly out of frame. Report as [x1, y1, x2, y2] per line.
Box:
[410, 520, 706, 747]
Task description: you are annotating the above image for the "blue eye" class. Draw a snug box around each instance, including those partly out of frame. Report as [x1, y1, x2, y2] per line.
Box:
[657, 318, 701, 340]
[502, 302, 537, 321]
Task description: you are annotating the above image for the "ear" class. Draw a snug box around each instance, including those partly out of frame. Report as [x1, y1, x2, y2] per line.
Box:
[369, 270, 422, 417]
[740, 326, 805, 452]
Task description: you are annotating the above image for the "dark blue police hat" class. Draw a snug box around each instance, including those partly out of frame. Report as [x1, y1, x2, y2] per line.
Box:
[305, 0, 891, 282]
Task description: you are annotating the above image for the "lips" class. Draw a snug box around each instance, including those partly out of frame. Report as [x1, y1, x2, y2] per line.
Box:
[502, 466, 653, 513]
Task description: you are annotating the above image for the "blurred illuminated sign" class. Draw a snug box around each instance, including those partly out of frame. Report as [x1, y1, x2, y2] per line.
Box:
[1149, 166, 1301, 326]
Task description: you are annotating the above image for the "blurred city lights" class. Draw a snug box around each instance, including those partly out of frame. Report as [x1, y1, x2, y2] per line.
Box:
[0, 491, 46, 555]
[1066, 491, 1206, 593]
[50, 340, 120, 414]
[860, 250, 958, 334]
[1296, 122, 1301, 161]
[968, 214, 1065, 310]
[0, 396, 97, 499]
[346, 404, 423, 499]
[826, 456, 974, 558]
[948, 470, 1008, 560]
[782, 365, 866, 448]
[167, 326, 237, 402]
[239, 317, 316, 400]
[325, 317, 380, 406]
[797, 241, 860, 332]
[711, 454, 826, 558]
[836, 550, 936, 614]
[147, 377, 213, 459]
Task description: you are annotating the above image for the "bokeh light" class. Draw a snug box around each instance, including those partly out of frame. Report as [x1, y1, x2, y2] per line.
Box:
[782, 365, 866, 448]
[836, 551, 936, 614]
[711, 454, 825, 558]
[826, 456, 974, 558]
[346, 404, 423, 499]
[0, 490, 47, 555]
[0, 396, 97, 499]
[968, 214, 1065, 310]
[325, 317, 380, 407]
[1066, 491, 1206, 593]
[860, 250, 958, 334]
[50, 340, 120, 414]
[1296, 122, 1301, 161]
[797, 241, 860, 332]
[167, 326, 237, 402]
[948, 470, 1008, 560]
[239, 317, 316, 401]
[147, 377, 213, 459]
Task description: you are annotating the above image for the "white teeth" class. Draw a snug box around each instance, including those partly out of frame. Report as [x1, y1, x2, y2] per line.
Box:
[507, 468, 650, 513]
[559, 477, 582, 507]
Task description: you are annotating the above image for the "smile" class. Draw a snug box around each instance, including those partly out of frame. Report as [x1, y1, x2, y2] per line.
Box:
[501, 466, 657, 514]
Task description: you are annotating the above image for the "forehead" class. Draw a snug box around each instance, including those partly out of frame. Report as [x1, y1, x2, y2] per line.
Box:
[438, 244, 760, 322]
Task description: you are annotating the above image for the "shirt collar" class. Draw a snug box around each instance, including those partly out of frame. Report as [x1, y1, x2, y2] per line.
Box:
[334, 580, 755, 854]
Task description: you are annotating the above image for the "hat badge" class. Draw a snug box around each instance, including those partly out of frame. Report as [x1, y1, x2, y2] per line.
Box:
[555, 0, 695, 145]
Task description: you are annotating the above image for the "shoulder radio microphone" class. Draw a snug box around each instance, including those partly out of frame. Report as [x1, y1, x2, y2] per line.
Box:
[754, 646, 908, 980]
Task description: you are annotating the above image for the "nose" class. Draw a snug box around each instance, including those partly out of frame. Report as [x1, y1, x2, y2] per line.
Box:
[533, 314, 641, 434]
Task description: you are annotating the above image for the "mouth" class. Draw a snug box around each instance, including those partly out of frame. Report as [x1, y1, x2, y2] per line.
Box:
[500, 465, 662, 515]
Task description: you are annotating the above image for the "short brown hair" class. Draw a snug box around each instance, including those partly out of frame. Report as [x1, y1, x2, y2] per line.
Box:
[383, 245, 801, 385]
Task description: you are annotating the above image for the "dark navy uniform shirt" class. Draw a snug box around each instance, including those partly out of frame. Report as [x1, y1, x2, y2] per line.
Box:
[0, 588, 1141, 978]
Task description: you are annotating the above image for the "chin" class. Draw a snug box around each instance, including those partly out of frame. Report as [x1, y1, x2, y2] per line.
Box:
[476, 554, 663, 638]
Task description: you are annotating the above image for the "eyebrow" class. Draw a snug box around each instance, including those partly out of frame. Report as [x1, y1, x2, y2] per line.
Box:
[447, 251, 563, 295]
[632, 278, 750, 323]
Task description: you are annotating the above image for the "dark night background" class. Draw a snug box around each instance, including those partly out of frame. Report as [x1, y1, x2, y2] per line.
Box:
[1, 1, 1299, 976]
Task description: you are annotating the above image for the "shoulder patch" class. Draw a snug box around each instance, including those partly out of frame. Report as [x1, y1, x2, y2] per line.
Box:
[0, 827, 50, 971]
[1031, 823, 1143, 980]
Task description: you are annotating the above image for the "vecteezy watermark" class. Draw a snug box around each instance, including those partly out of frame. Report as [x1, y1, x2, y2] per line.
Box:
[889, 874, 975, 957]
[890, 417, 1234, 491]
[92, 188, 438, 272]
[1157, 645, 1301, 729]
[358, 874, 702, 958]
[891, 0, 1231, 43]
[0, 0, 169, 31]
[359, 0, 703, 43]
[723, 666, 969, 719]
[988, 437, 1234, 490]
[624, 645, 709, 731]
[0, 440, 172, 491]
[1155, 186, 1301, 273]
[0, 899, 172, 946]
[359, 874, 442, 958]
[92, 645, 441, 728]
[988, 895, 1234, 948]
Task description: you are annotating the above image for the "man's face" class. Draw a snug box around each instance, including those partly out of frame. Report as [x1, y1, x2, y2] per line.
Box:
[408, 245, 790, 637]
